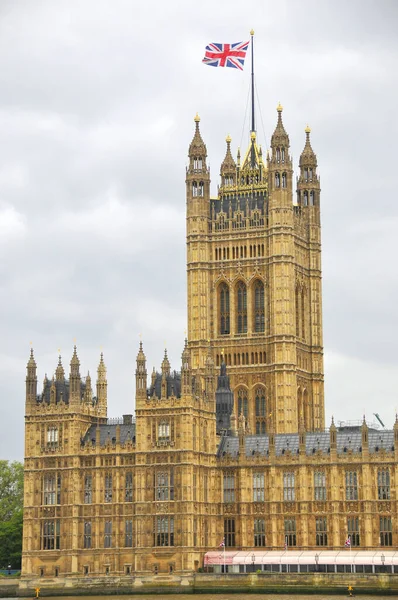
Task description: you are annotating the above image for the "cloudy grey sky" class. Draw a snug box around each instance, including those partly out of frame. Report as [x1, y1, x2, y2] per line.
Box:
[1, 0, 397, 460]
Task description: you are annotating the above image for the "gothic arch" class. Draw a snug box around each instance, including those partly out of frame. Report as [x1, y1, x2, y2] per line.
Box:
[235, 386, 249, 420]
[235, 280, 247, 334]
[218, 281, 230, 335]
[252, 278, 265, 333]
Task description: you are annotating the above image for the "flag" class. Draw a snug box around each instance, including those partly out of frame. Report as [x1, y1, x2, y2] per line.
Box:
[345, 536, 351, 547]
[202, 41, 249, 70]
[284, 537, 288, 550]
[219, 537, 225, 547]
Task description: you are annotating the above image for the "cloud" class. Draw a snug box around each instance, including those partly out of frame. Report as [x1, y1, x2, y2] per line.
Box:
[0, 0, 397, 459]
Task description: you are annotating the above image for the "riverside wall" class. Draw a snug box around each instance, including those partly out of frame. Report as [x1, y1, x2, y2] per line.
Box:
[10, 572, 398, 596]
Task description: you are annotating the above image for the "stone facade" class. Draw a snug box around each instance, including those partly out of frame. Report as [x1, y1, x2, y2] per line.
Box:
[21, 107, 398, 581]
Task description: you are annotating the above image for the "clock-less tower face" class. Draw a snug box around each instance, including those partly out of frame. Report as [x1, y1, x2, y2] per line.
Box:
[186, 109, 324, 434]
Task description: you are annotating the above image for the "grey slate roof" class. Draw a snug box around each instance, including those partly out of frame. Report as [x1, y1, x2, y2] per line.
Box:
[82, 423, 136, 446]
[148, 371, 181, 399]
[217, 427, 395, 458]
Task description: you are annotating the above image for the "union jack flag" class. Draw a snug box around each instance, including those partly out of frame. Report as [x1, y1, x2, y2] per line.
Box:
[219, 537, 225, 547]
[345, 536, 351, 547]
[202, 41, 249, 70]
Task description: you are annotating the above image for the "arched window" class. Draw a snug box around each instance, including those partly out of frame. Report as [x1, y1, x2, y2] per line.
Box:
[198, 181, 204, 196]
[275, 172, 280, 188]
[219, 283, 230, 335]
[281, 148, 285, 162]
[301, 288, 306, 340]
[236, 281, 247, 333]
[295, 286, 300, 338]
[255, 387, 266, 434]
[303, 191, 308, 206]
[276, 148, 280, 162]
[254, 280, 265, 333]
[192, 181, 198, 197]
[310, 191, 315, 205]
[237, 388, 248, 419]
[282, 172, 287, 188]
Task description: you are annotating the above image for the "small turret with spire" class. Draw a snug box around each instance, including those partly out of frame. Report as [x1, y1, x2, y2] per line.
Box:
[220, 134, 236, 188]
[84, 372, 92, 403]
[96, 352, 107, 417]
[268, 103, 293, 196]
[135, 341, 147, 402]
[161, 349, 170, 399]
[55, 354, 65, 382]
[297, 125, 320, 213]
[25, 347, 37, 410]
[181, 338, 191, 396]
[69, 345, 81, 403]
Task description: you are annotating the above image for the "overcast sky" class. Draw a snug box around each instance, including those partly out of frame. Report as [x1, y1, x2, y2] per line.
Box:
[1, 0, 397, 460]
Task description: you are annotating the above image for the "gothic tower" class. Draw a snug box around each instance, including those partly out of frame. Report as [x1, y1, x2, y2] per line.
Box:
[186, 106, 324, 433]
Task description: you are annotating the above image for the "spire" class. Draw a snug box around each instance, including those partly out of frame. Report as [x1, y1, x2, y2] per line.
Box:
[96, 352, 107, 417]
[181, 338, 191, 396]
[188, 113, 207, 159]
[84, 371, 92, 403]
[70, 345, 80, 374]
[161, 349, 170, 376]
[97, 352, 106, 382]
[27, 347, 36, 370]
[220, 134, 236, 177]
[55, 354, 65, 381]
[271, 103, 290, 150]
[299, 125, 317, 169]
[136, 341, 147, 400]
[26, 347, 38, 407]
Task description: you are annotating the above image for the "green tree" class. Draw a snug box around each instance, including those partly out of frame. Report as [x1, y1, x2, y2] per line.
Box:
[0, 461, 24, 570]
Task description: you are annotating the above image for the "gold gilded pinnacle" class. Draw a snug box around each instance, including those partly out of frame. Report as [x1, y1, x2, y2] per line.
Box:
[305, 124, 311, 134]
[277, 102, 283, 113]
[226, 134, 231, 144]
[194, 113, 200, 123]
[250, 29, 254, 36]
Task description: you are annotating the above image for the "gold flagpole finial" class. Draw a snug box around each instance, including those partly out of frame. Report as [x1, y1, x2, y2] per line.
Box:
[250, 29, 255, 36]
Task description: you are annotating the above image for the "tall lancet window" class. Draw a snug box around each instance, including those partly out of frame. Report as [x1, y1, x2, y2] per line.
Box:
[254, 280, 265, 333]
[236, 281, 247, 334]
[219, 283, 230, 335]
[198, 181, 204, 196]
[237, 388, 248, 419]
[192, 181, 198, 196]
[275, 172, 280, 188]
[282, 172, 287, 188]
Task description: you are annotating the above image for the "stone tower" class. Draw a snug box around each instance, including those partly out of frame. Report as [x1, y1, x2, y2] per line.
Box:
[186, 106, 324, 433]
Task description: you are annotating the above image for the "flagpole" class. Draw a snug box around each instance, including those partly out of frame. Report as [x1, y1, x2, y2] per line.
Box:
[250, 29, 255, 133]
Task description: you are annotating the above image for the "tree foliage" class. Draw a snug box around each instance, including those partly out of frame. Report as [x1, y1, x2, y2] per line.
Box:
[0, 461, 23, 569]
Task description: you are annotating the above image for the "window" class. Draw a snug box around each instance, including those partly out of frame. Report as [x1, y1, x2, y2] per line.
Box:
[204, 474, 208, 503]
[104, 521, 112, 548]
[315, 517, 328, 546]
[254, 280, 265, 333]
[43, 474, 61, 505]
[193, 518, 197, 546]
[283, 472, 295, 501]
[378, 469, 390, 500]
[104, 474, 112, 503]
[155, 516, 174, 546]
[155, 470, 174, 501]
[314, 471, 326, 501]
[223, 473, 235, 503]
[42, 520, 60, 550]
[125, 472, 133, 502]
[219, 283, 230, 335]
[254, 518, 266, 547]
[347, 517, 360, 547]
[380, 517, 392, 547]
[236, 281, 247, 333]
[224, 518, 235, 547]
[193, 473, 197, 501]
[158, 421, 170, 441]
[282, 172, 287, 188]
[284, 518, 296, 547]
[84, 475, 92, 504]
[275, 172, 280, 188]
[84, 521, 92, 549]
[47, 427, 58, 446]
[125, 520, 133, 547]
[255, 387, 266, 434]
[237, 388, 248, 419]
[345, 471, 358, 500]
[253, 473, 265, 502]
